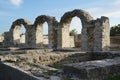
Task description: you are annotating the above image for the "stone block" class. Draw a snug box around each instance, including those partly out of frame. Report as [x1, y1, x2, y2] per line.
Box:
[64, 57, 120, 80]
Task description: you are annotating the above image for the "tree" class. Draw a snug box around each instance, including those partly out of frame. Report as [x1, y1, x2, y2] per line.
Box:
[69, 29, 78, 36]
[0, 33, 4, 36]
[110, 24, 120, 36]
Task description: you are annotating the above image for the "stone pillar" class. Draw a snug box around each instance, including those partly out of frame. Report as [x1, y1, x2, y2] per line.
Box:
[57, 23, 70, 49]
[94, 16, 110, 51]
[81, 27, 89, 51]
[25, 25, 36, 48]
[57, 25, 62, 49]
[35, 24, 43, 48]
[48, 22, 54, 48]
[48, 20, 58, 49]
[3, 32, 11, 47]
[52, 28, 58, 49]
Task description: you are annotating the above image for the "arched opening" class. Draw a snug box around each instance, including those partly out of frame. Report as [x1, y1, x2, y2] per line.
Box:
[58, 9, 94, 51]
[9, 19, 32, 48]
[19, 25, 26, 47]
[43, 22, 49, 48]
[13, 24, 26, 47]
[34, 15, 57, 49]
[69, 16, 82, 48]
[35, 21, 50, 48]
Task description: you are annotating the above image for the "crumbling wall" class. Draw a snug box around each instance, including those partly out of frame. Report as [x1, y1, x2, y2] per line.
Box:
[3, 9, 110, 51]
[0, 63, 39, 80]
[9, 19, 32, 47]
[3, 32, 11, 47]
[34, 15, 58, 48]
[0, 36, 4, 47]
[58, 9, 94, 51]
[94, 17, 110, 51]
[74, 34, 81, 47]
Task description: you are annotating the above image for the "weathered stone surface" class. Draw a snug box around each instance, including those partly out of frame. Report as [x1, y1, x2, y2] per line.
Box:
[8, 19, 32, 48]
[0, 62, 39, 80]
[63, 57, 120, 80]
[0, 36, 4, 42]
[34, 15, 58, 48]
[3, 9, 110, 51]
[94, 16, 110, 51]
[3, 32, 11, 47]
[0, 49, 53, 55]
[0, 50, 120, 80]
[58, 9, 94, 51]
[0, 50, 92, 80]
[0, 49, 91, 66]
[50, 76, 61, 80]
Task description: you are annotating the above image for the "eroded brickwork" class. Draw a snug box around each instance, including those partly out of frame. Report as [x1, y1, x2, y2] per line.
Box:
[4, 9, 110, 51]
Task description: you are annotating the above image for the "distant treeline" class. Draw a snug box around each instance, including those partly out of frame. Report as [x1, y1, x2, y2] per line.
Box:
[110, 24, 120, 36]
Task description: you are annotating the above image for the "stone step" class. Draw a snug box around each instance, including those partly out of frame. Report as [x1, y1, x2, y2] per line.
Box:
[0, 49, 53, 55]
[63, 57, 120, 80]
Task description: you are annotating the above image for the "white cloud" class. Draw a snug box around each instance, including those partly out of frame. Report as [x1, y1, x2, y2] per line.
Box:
[86, 8, 102, 13]
[10, 0, 23, 7]
[85, 7, 120, 19]
[85, 7, 104, 18]
[113, 0, 120, 7]
[103, 11, 120, 18]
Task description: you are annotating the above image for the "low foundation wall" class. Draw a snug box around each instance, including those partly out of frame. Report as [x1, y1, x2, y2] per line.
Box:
[0, 49, 120, 80]
[0, 50, 120, 66]
[0, 62, 39, 80]
[63, 57, 120, 80]
[0, 51, 91, 65]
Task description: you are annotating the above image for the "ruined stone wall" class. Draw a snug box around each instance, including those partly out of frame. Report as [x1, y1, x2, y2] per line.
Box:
[0, 36, 4, 47]
[3, 9, 110, 51]
[110, 36, 120, 47]
[74, 34, 81, 47]
[58, 9, 95, 51]
[0, 63, 39, 80]
[8, 19, 33, 48]
[94, 17, 110, 51]
[34, 15, 58, 48]
[20, 34, 25, 43]
[3, 32, 11, 47]
[0, 36, 4, 42]
[25, 25, 36, 48]
[0, 50, 91, 65]
[69, 36, 75, 47]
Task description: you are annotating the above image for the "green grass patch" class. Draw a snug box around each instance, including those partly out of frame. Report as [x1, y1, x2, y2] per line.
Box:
[48, 63, 64, 70]
[107, 74, 120, 80]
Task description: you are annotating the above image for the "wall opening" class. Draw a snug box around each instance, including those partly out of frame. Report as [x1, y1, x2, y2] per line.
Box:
[69, 16, 82, 48]
[43, 22, 49, 48]
[13, 24, 26, 47]
[19, 24, 26, 47]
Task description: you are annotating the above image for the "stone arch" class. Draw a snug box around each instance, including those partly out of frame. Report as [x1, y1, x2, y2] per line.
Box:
[60, 9, 93, 25]
[58, 9, 94, 51]
[34, 15, 58, 48]
[9, 19, 32, 47]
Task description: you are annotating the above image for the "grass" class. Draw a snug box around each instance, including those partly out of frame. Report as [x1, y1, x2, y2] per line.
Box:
[48, 63, 64, 70]
[107, 74, 120, 80]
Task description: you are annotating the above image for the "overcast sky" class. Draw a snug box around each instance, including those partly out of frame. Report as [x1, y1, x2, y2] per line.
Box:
[0, 0, 120, 34]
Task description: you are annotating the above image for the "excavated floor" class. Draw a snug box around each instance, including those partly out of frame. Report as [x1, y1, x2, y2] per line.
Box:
[0, 49, 120, 80]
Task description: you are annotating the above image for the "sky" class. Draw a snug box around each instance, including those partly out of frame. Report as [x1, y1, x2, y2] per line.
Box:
[0, 0, 120, 34]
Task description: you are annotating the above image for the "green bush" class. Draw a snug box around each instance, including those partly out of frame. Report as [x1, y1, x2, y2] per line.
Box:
[110, 24, 120, 36]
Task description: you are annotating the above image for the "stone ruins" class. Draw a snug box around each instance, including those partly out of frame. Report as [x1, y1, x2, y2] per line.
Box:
[3, 9, 110, 51]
